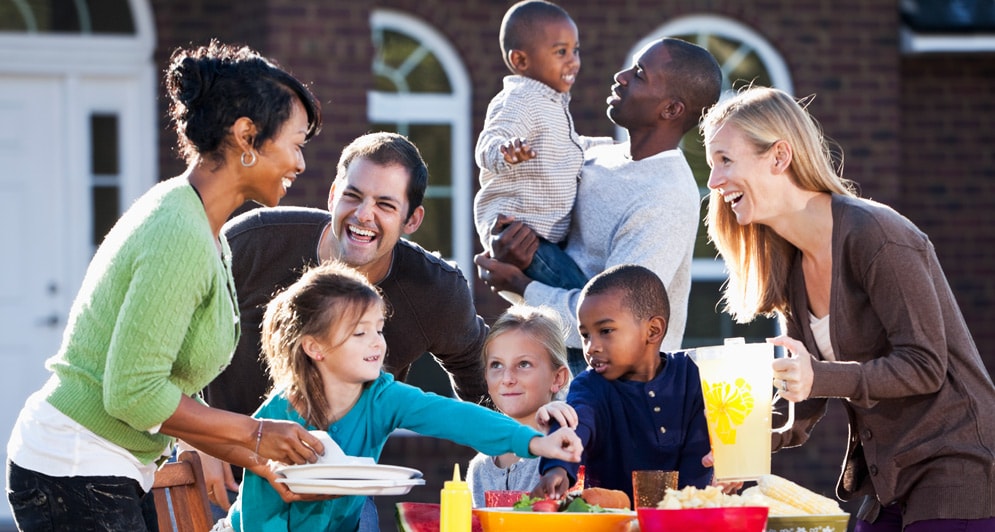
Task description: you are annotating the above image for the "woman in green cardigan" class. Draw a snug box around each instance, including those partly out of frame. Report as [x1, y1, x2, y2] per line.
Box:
[6, 40, 325, 531]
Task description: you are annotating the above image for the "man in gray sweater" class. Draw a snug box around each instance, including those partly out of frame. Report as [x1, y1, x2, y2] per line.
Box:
[474, 38, 722, 374]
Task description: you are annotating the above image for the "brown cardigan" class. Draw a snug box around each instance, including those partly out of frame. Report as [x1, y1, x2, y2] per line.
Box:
[772, 194, 995, 526]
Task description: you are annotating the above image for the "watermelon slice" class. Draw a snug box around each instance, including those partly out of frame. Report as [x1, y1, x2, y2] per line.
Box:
[396, 502, 483, 532]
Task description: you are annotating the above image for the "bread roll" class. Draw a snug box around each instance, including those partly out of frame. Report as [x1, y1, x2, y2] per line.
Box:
[581, 487, 631, 510]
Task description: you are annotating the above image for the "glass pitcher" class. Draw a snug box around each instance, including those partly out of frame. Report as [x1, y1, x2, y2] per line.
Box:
[689, 339, 794, 481]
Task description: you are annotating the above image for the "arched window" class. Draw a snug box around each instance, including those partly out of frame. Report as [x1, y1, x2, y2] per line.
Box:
[622, 15, 793, 347]
[369, 10, 473, 275]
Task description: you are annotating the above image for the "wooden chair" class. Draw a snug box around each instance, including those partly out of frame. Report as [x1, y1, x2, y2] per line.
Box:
[152, 451, 214, 532]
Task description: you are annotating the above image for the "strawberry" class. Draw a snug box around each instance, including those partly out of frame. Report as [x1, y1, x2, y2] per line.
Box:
[531, 499, 560, 512]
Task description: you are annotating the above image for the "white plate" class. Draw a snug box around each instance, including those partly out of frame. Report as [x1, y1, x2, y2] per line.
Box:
[276, 463, 423, 481]
[276, 477, 426, 496]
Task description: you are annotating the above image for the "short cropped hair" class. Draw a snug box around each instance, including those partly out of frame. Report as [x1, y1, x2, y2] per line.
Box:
[581, 264, 671, 329]
[335, 132, 428, 220]
[499, 0, 572, 72]
[658, 38, 723, 134]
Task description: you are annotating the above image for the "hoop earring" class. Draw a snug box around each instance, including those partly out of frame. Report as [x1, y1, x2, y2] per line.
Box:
[241, 151, 257, 167]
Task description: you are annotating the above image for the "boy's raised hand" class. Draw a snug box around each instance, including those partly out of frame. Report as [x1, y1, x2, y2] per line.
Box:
[530, 467, 571, 500]
[528, 426, 582, 463]
[500, 137, 537, 164]
[536, 400, 578, 432]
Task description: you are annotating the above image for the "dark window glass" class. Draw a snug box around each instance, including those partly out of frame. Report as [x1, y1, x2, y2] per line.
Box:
[91, 185, 119, 247]
[902, 0, 995, 31]
[0, 0, 134, 34]
[90, 113, 120, 247]
[373, 29, 451, 94]
[91, 114, 119, 175]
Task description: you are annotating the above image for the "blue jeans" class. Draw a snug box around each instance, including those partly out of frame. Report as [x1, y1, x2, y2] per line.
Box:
[7, 460, 159, 532]
[524, 238, 587, 290]
[359, 497, 380, 531]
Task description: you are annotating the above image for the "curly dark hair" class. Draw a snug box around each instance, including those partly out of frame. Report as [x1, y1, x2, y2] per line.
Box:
[166, 39, 322, 166]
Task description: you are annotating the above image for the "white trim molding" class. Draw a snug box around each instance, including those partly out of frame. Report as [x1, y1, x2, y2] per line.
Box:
[901, 27, 995, 53]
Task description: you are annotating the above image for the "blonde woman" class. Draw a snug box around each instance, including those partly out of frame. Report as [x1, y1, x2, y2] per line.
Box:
[703, 86, 995, 531]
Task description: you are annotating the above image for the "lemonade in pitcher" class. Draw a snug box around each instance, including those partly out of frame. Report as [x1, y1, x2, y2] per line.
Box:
[690, 340, 792, 481]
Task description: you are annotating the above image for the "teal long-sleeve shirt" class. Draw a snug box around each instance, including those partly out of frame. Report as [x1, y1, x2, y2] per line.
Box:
[229, 372, 541, 532]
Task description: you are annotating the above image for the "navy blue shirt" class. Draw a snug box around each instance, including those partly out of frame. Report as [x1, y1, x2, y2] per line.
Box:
[540, 351, 712, 500]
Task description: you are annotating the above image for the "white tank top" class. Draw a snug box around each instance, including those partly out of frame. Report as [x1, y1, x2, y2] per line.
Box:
[809, 312, 836, 361]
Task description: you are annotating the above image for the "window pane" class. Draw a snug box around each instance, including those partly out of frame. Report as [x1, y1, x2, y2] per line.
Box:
[91, 114, 119, 175]
[85, 0, 135, 34]
[370, 123, 454, 257]
[0, 0, 134, 34]
[90, 113, 120, 248]
[373, 30, 451, 93]
[91, 185, 119, 247]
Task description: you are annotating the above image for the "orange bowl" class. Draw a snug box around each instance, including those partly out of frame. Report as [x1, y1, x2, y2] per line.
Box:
[637, 507, 769, 532]
[474, 507, 636, 532]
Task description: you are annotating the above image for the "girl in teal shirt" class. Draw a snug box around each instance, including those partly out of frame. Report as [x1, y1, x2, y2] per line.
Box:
[224, 261, 583, 532]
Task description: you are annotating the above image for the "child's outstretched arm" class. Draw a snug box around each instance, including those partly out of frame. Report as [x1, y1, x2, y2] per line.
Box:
[531, 467, 571, 500]
[527, 426, 582, 463]
[536, 401, 578, 432]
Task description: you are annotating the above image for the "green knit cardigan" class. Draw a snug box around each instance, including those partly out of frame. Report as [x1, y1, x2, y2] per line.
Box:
[44, 177, 239, 464]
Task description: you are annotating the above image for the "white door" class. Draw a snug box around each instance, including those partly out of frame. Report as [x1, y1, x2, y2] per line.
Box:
[0, 73, 154, 523]
[0, 76, 69, 484]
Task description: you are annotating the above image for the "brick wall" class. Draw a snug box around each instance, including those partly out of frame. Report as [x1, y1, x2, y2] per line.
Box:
[900, 54, 995, 376]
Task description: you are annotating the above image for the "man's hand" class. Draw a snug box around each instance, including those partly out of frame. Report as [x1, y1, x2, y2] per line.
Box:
[499, 137, 537, 164]
[475, 252, 532, 296]
[488, 214, 538, 270]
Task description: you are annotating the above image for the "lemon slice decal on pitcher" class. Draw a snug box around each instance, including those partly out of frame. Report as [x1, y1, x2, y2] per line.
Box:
[701, 378, 755, 444]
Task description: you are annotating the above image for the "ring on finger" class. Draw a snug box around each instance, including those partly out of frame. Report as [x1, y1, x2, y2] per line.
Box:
[781, 380, 789, 392]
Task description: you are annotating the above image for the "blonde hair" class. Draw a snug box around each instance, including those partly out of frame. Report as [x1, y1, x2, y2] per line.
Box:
[484, 305, 572, 400]
[261, 261, 385, 429]
[701, 87, 857, 322]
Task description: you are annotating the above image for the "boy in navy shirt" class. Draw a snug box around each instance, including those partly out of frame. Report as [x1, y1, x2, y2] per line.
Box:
[533, 264, 712, 503]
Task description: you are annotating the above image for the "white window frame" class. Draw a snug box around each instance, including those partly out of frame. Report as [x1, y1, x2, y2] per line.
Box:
[368, 9, 473, 276]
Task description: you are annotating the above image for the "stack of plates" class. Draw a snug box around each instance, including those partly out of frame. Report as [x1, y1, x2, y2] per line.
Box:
[275, 463, 425, 496]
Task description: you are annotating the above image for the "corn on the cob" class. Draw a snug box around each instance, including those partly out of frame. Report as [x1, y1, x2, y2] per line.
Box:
[757, 474, 842, 514]
[741, 486, 808, 516]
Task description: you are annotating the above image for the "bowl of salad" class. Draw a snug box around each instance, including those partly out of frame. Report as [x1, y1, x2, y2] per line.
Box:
[473, 493, 636, 532]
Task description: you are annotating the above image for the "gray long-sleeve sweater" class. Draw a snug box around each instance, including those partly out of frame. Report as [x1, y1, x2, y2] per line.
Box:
[524, 141, 700, 350]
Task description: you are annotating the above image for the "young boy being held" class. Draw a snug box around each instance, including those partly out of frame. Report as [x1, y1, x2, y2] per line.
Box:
[533, 264, 712, 503]
[473, 0, 611, 292]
